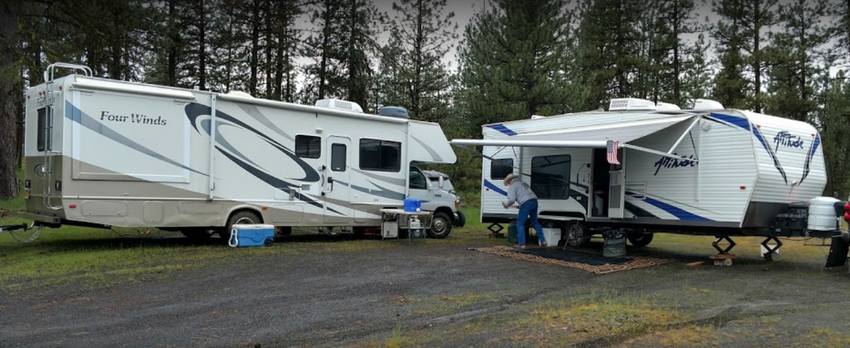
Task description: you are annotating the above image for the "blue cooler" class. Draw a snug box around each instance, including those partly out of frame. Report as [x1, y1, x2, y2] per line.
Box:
[229, 224, 275, 247]
[403, 198, 422, 212]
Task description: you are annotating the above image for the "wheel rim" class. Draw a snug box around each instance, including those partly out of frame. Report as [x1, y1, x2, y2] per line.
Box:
[432, 217, 447, 233]
[235, 216, 255, 225]
[567, 223, 587, 246]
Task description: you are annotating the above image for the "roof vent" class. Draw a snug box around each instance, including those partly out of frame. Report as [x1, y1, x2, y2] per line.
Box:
[378, 106, 409, 118]
[692, 99, 724, 110]
[530, 115, 547, 119]
[655, 101, 681, 111]
[315, 99, 363, 113]
[609, 98, 657, 111]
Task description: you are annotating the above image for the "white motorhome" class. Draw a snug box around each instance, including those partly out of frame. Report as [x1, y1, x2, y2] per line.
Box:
[20, 63, 458, 241]
[452, 98, 828, 256]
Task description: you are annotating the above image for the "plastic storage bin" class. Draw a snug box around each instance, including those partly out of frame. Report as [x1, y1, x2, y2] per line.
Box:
[403, 198, 422, 212]
[229, 224, 275, 247]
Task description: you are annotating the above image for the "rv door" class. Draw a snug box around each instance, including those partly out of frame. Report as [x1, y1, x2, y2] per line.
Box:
[324, 136, 352, 223]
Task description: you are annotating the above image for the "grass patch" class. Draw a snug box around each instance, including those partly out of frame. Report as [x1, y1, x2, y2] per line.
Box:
[391, 291, 501, 318]
[623, 324, 722, 347]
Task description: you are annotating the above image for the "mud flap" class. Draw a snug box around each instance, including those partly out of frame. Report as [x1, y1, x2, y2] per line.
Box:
[825, 235, 850, 268]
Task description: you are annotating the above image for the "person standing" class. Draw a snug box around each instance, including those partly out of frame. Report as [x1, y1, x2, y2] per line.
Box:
[502, 173, 547, 249]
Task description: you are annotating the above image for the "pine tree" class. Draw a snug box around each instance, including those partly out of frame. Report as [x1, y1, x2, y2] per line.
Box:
[384, 0, 458, 121]
[0, 0, 21, 199]
[301, 0, 346, 103]
[340, 0, 381, 111]
[680, 33, 713, 107]
[458, 0, 575, 130]
[575, 0, 645, 110]
[711, 0, 750, 109]
[764, 0, 832, 121]
[817, 73, 850, 197]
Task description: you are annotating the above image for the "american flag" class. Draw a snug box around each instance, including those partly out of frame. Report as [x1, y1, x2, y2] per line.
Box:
[606, 140, 620, 165]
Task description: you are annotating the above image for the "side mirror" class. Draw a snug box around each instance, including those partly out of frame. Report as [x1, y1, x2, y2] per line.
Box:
[438, 176, 445, 189]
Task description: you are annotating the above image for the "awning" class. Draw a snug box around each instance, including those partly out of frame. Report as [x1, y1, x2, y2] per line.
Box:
[450, 114, 701, 160]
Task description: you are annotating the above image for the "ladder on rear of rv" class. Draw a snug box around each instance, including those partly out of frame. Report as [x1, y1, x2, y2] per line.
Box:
[39, 63, 93, 211]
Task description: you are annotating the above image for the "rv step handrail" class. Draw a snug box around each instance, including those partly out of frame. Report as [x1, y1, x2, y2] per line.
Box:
[44, 62, 93, 82]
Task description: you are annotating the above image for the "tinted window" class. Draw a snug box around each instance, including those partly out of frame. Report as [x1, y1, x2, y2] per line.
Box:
[295, 135, 321, 158]
[531, 155, 571, 199]
[37, 108, 50, 151]
[490, 158, 514, 180]
[409, 169, 428, 190]
[331, 143, 346, 171]
[359, 139, 401, 172]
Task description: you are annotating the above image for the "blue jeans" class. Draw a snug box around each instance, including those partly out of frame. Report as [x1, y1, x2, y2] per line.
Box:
[517, 199, 545, 246]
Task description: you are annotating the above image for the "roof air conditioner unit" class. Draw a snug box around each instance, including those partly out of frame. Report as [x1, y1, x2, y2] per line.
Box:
[226, 91, 254, 98]
[692, 99, 724, 111]
[315, 99, 364, 113]
[609, 98, 657, 111]
[530, 115, 547, 119]
[655, 101, 681, 111]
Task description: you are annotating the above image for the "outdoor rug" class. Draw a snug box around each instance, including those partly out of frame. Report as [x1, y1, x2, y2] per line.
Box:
[469, 246, 675, 275]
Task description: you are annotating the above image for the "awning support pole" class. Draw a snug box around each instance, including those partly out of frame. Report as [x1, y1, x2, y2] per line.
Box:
[623, 144, 698, 162]
[667, 116, 701, 154]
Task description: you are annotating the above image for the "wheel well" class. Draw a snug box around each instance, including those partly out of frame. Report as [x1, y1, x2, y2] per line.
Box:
[226, 207, 265, 225]
[433, 207, 454, 222]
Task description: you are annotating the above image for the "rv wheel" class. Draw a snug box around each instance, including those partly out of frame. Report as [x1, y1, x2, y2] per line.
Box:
[220, 211, 262, 244]
[627, 232, 654, 247]
[565, 221, 591, 247]
[427, 212, 452, 239]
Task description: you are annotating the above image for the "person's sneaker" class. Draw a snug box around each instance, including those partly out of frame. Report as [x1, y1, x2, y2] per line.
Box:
[541, 242, 548, 247]
[516, 245, 526, 249]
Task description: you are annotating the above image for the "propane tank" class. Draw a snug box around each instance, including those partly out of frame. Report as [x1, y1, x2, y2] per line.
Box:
[409, 216, 422, 238]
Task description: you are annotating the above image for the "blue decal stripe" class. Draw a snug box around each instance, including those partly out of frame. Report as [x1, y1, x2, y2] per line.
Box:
[484, 179, 508, 196]
[486, 124, 517, 136]
[800, 134, 820, 184]
[629, 193, 712, 221]
[708, 112, 787, 183]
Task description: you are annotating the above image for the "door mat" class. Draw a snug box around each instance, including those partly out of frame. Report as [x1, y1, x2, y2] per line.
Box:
[470, 246, 675, 275]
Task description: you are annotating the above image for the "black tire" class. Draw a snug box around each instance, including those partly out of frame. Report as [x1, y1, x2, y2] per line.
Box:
[627, 232, 654, 247]
[220, 210, 262, 245]
[564, 221, 591, 247]
[277, 226, 292, 236]
[264, 238, 273, 246]
[181, 228, 215, 240]
[427, 212, 452, 239]
[454, 210, 466, 227]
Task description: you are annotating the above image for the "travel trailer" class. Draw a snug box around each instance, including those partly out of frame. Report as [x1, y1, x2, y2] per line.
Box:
[451, 98, 829, 257]
[19, 63, 459, 242]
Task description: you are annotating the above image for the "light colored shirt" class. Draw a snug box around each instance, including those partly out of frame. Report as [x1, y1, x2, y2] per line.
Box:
[504, 179, 537, 207]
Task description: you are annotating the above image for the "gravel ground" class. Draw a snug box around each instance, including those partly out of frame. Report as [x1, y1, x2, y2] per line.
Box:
[2, 233, 850, 348]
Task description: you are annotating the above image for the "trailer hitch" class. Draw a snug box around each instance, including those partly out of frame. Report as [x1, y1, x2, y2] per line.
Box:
[0, 223, 31, 233]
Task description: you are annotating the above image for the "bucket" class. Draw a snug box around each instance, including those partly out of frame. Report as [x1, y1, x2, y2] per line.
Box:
[403, 198, 422, 212]
[507, 221, 518, 243]
[603, 230, 627, 257]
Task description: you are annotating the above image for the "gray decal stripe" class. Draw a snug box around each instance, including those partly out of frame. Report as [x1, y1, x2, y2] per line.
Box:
[201, 120, 263, 169]
[350, 169, 406, 186]
[238, 104, 293, 142]
[336, 179, 406, 201]
[67, 102, 207, 177]
[411, 135, 443, 161]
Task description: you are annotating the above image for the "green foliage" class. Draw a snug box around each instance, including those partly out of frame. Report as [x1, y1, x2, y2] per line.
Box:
[458, 0, 577, 130]
[379, 0, 458, 122]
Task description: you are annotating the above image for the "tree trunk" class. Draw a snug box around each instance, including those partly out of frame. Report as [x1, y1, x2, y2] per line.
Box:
[0, 0, 21, 199]
[249, 0, 260, 96]
[198, 0, 207, 90]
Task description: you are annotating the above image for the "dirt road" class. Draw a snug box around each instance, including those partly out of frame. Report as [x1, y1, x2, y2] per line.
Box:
[2, 233, 850, 347]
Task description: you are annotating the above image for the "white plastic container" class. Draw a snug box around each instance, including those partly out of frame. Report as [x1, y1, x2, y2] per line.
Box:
[808, 197, 841, 232]
[541, 228, 561, 246]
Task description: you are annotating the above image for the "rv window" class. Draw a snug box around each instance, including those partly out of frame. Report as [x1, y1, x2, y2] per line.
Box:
[359, 139, 401, 172]
[295, 135, 321, 159]
[409, 169, 428, 190]
[490, 159, 514, 180]
[531, 155, 571, 199]
[331, 143, 346, 171]
[36, 108, 51, 151]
